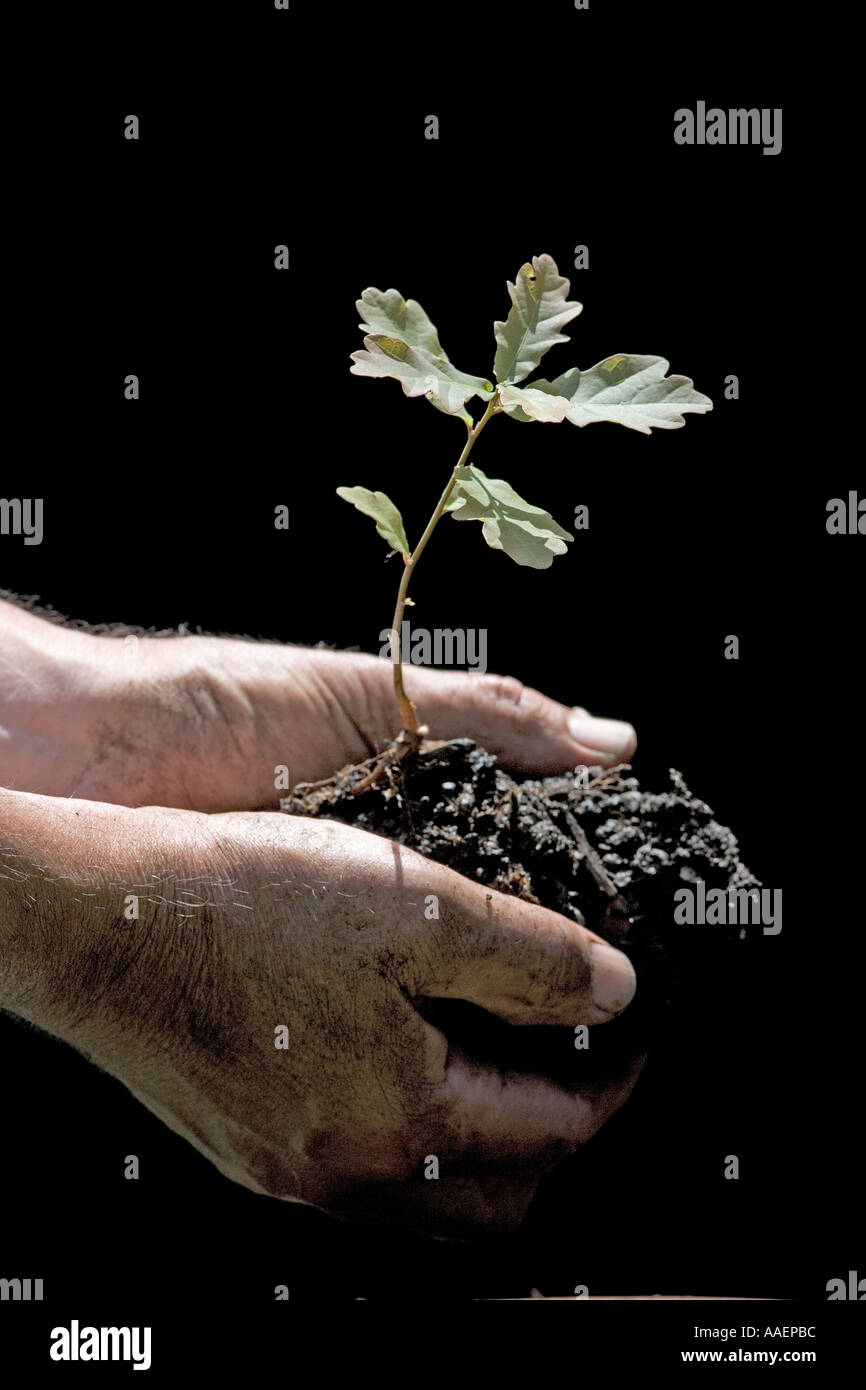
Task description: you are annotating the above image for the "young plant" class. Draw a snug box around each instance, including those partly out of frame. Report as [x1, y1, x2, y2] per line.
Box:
[339, 252, 711, 787]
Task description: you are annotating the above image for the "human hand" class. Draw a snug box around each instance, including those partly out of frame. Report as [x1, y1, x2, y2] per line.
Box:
[0, 600, 637, 810]
[0, 788, 641, 1237]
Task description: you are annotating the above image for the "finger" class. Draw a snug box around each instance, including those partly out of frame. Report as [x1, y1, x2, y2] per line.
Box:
[321, 1056, 646, 1237]
[414, 875, 637, 1027]
[400, 667, 637, 772]
[439, 1047, 646, 1165]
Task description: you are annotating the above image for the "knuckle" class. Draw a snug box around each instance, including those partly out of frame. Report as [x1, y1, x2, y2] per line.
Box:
[476, 673, 526, 710]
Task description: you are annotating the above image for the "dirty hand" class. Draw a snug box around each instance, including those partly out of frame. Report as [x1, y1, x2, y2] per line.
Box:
[0, 600, 637, 810]
[0, 789, 641, 1237]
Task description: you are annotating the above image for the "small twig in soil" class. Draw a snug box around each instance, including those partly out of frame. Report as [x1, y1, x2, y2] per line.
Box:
[561, 807, 619, 899]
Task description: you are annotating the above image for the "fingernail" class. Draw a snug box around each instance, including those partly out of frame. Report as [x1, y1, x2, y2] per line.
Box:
[568, 710, 636, 762]
[589, 942, 637, 1019]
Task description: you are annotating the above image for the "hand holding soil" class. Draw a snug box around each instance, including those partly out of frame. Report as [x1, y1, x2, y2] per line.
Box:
[0, 787, 640, 1237]
[0, 597, 757, 1238]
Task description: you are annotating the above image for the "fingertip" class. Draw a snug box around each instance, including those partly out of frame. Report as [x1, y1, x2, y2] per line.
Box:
[587, 941, 637, 1022]
[568, 711, 637, 766]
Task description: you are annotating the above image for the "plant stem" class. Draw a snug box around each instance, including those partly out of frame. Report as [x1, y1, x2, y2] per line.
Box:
[391, 393, 500, 733]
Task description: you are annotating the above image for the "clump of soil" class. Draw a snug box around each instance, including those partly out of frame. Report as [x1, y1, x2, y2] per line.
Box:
[281, 740, 759, 1079]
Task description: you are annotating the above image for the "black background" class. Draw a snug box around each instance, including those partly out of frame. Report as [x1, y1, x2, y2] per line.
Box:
[2, 0, 861, 1362]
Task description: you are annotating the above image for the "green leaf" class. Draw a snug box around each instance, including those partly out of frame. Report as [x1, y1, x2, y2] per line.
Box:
[497, 381, 572, 423]
[336, 486, 410, 557]
[350, 334, 494, 415]
[356, 287, 446, 357]
[493, 253, 583, 385]
[447, 465, 573, 569]
[427, 393, 475, 428]
[502, 354, 713, 433]
[354, 286, 491, 420]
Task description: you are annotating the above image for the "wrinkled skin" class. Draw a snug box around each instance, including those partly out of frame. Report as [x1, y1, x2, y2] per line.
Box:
[2, 793, 641, 1237]
[0, 602, 642, 1236]
[0, 602, 637, 811]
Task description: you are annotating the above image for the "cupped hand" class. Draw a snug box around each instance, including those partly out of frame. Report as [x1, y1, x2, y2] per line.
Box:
[0, 605, 637, 811]
[2, 791, 642, 1238]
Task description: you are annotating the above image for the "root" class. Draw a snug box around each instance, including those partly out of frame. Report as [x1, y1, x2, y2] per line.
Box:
[349, 725, 429, 796]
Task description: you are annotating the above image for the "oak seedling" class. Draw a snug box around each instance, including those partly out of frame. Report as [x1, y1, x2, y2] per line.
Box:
[339, 253, 711, 786]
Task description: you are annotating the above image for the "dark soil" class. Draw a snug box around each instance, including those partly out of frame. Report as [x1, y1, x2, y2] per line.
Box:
[281, 739, 759, 1080]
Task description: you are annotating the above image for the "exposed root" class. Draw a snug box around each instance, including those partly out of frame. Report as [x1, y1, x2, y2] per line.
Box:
[349, 725, 429, 796]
